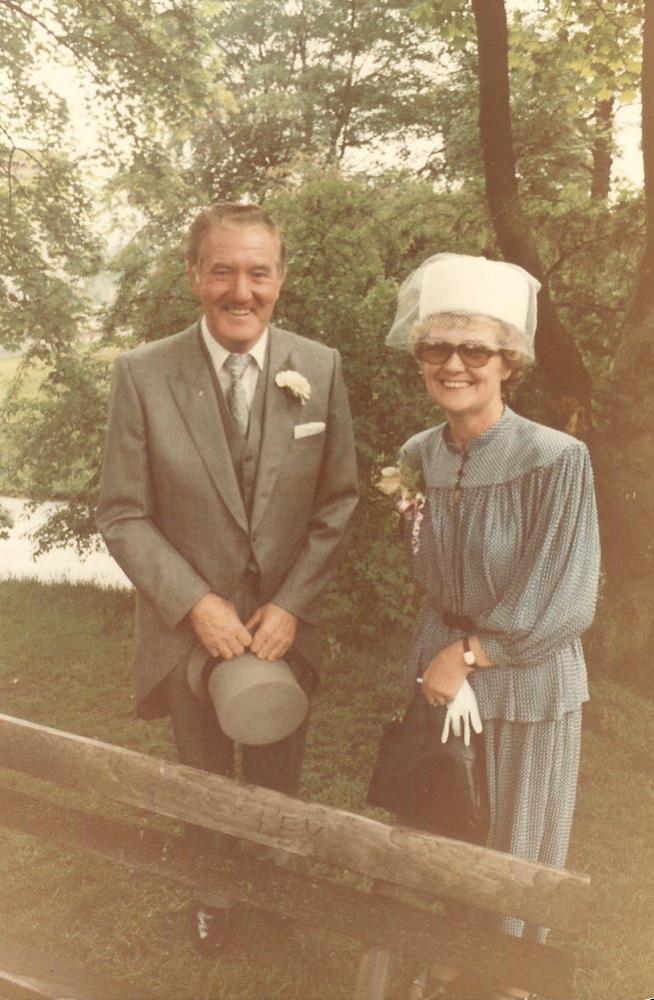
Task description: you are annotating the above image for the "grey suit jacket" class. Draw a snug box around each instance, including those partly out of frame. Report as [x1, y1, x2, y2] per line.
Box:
[96, 323, 358, 718]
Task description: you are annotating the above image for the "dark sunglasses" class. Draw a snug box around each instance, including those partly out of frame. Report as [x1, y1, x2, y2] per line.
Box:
[414, 340, 501, 368]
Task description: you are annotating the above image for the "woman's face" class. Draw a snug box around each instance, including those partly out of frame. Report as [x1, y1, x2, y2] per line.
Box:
[417, 321, 511, 421]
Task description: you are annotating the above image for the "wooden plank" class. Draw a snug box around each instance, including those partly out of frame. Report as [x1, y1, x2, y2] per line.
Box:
[353, 948, 394, 1000]
[0, 979, 49, 1000]
[0, 786, 576, 997]
[0, 934, 144, 999]
[353, 884, 407, 1000]
[0, 977, 51, 1000]
[0, 713, 590, 934]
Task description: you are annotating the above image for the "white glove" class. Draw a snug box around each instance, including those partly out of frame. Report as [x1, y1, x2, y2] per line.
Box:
[441, 678, 483, 747]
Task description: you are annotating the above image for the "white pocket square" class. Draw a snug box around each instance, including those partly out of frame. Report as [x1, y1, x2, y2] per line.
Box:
[293, 421, 325, 439]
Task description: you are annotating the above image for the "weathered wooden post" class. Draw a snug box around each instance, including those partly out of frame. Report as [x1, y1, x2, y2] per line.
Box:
[0, 714, 590, 999]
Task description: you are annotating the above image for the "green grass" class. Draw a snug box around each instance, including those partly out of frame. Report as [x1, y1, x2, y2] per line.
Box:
[0, 577, 653, 1000]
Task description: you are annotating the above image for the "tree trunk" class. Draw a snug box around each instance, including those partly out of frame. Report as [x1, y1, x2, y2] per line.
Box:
[590, 97, 614, 201]
[625, 0, 654, 327]
[591, 0, 654, 691]
[471, 0, 592, 426]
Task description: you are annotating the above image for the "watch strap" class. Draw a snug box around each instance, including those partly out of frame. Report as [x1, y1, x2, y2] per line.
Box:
[462, 635, 477, 667]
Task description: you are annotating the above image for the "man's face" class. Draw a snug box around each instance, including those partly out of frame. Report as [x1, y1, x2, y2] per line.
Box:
[189, 223, 286, 353]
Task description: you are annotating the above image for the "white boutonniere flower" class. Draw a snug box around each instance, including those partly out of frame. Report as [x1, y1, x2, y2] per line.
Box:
[275, 368, 312, 404]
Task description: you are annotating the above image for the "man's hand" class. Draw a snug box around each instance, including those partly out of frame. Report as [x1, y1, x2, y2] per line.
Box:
[246, 603, 298, 662]
[189, 592, 252, 660]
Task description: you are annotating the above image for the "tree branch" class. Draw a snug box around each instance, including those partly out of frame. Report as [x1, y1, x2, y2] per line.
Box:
[590, 0, 622, 31]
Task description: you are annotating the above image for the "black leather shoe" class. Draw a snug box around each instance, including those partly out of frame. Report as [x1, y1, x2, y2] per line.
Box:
[192, 904, 233, 956]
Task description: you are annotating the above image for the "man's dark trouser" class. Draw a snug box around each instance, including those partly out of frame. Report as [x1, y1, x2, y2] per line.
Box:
[163, 653, 310, 815]
[161, 572, 313, 893]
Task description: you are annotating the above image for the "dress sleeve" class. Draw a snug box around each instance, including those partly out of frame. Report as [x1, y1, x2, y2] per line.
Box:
[474, 442, 600, 669]
[398, 438, 437, 591]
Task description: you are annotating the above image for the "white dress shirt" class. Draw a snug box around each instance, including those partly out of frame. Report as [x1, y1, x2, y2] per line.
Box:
[200, 317, 269, 411]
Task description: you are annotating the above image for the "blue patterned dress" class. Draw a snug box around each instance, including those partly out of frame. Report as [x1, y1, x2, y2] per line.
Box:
[401, 406, 600, 941]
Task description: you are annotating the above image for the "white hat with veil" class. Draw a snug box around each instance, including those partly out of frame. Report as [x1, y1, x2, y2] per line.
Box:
[385, 253, 541, 360]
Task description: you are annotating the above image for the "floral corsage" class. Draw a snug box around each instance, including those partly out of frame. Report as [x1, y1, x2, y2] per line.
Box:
[375, 460, 426, 555]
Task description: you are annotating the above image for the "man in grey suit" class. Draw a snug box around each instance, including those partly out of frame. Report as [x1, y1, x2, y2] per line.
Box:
[96, 202, 358, 952]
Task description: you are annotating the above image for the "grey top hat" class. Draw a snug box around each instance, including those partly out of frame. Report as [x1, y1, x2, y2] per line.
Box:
[186, 645, 309, 746]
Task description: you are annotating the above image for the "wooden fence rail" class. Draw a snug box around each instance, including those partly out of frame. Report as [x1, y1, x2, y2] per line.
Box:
[0, 713, 591, 999]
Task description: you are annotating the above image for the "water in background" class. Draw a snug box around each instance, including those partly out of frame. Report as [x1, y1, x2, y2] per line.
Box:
[0, 496, 131, 589]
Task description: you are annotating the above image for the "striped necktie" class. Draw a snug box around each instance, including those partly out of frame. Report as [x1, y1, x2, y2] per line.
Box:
[224, 353, 250, 434]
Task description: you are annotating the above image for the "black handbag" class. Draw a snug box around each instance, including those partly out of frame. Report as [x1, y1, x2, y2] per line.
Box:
[367, 691, 489, 843]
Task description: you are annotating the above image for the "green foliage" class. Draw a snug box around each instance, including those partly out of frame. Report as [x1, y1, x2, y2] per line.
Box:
[103, 236, 198, 343]
[543, 0, 643, 103]
[1, 347, 112, 553]
[0, 1, 223, 152]
[0, 502, 12, 540]
[411, 0, 475, 56]
[185, 0, 441, 200]
[410, 0, 642, 210]
[0, 0, 228, 352]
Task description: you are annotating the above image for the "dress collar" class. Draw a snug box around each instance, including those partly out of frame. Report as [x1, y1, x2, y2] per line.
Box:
[443, 405, 516, 453]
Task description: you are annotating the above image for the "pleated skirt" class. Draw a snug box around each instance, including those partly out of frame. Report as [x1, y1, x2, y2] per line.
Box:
[482, 708, 583, 942]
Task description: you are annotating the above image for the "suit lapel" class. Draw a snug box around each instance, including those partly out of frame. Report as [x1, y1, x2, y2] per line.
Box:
[167, 326, 248, 533]
[251, 327, 297, 533]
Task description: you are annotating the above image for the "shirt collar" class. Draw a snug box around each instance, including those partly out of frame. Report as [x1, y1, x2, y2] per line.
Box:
[200, 316, 269, 371]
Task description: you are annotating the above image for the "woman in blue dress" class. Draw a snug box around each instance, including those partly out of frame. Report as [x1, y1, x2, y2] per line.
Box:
[386, 254, 600, 1000]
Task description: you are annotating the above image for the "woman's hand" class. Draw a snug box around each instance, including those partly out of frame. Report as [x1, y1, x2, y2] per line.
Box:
[419, 641, 472, 705]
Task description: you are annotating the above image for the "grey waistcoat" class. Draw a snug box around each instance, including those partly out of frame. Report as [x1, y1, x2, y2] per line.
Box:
[200, 333, 269, 526]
